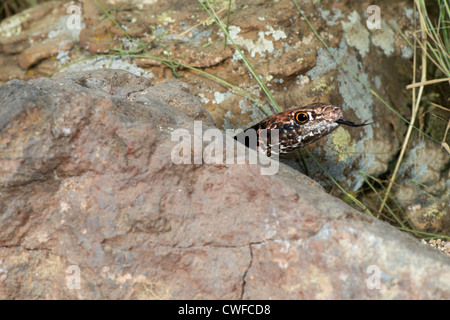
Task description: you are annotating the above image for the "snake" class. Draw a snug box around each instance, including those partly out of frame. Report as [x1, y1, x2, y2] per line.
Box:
[234, 103, 370, 157]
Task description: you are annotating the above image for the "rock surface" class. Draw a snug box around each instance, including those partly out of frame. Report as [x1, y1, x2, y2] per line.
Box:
[0, 70, 449, 299]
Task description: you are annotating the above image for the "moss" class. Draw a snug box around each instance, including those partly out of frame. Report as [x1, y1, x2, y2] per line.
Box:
[332, 127, 355, 162]
[311, 76, 335, 95]
[424, 202, 445, 219]
[341, 11, 370, 57]
[157, 12, 175, 24]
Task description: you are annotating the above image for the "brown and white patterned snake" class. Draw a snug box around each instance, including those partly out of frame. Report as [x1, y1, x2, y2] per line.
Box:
[234, 103, 370, 156]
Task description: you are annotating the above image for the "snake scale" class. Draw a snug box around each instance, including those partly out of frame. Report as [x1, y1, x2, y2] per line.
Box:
[234, 103, 369, 157]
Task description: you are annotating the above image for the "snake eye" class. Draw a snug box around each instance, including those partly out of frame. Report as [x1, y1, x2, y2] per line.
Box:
[295, 112, 309, 124]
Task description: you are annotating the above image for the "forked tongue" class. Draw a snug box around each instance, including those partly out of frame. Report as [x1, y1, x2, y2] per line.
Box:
[336, 118, 371, 127]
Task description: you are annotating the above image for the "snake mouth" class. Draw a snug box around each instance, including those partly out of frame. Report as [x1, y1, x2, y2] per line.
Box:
[336, 118, 371, 127]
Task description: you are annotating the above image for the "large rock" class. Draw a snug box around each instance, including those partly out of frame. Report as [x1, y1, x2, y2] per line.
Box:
[0, 70, 449, 299]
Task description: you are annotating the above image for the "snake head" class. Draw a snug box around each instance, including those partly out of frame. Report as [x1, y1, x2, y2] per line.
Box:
[235, 103, 371, 155]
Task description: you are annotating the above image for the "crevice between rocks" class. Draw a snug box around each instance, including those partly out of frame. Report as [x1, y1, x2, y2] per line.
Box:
[240, 242, 258, 300]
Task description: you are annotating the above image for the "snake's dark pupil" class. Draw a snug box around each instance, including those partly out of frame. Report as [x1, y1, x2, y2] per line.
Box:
[296, 112, 308, 123]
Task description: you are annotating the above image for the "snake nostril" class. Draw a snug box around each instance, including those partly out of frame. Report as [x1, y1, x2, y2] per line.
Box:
[276, 122, 285, 129]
